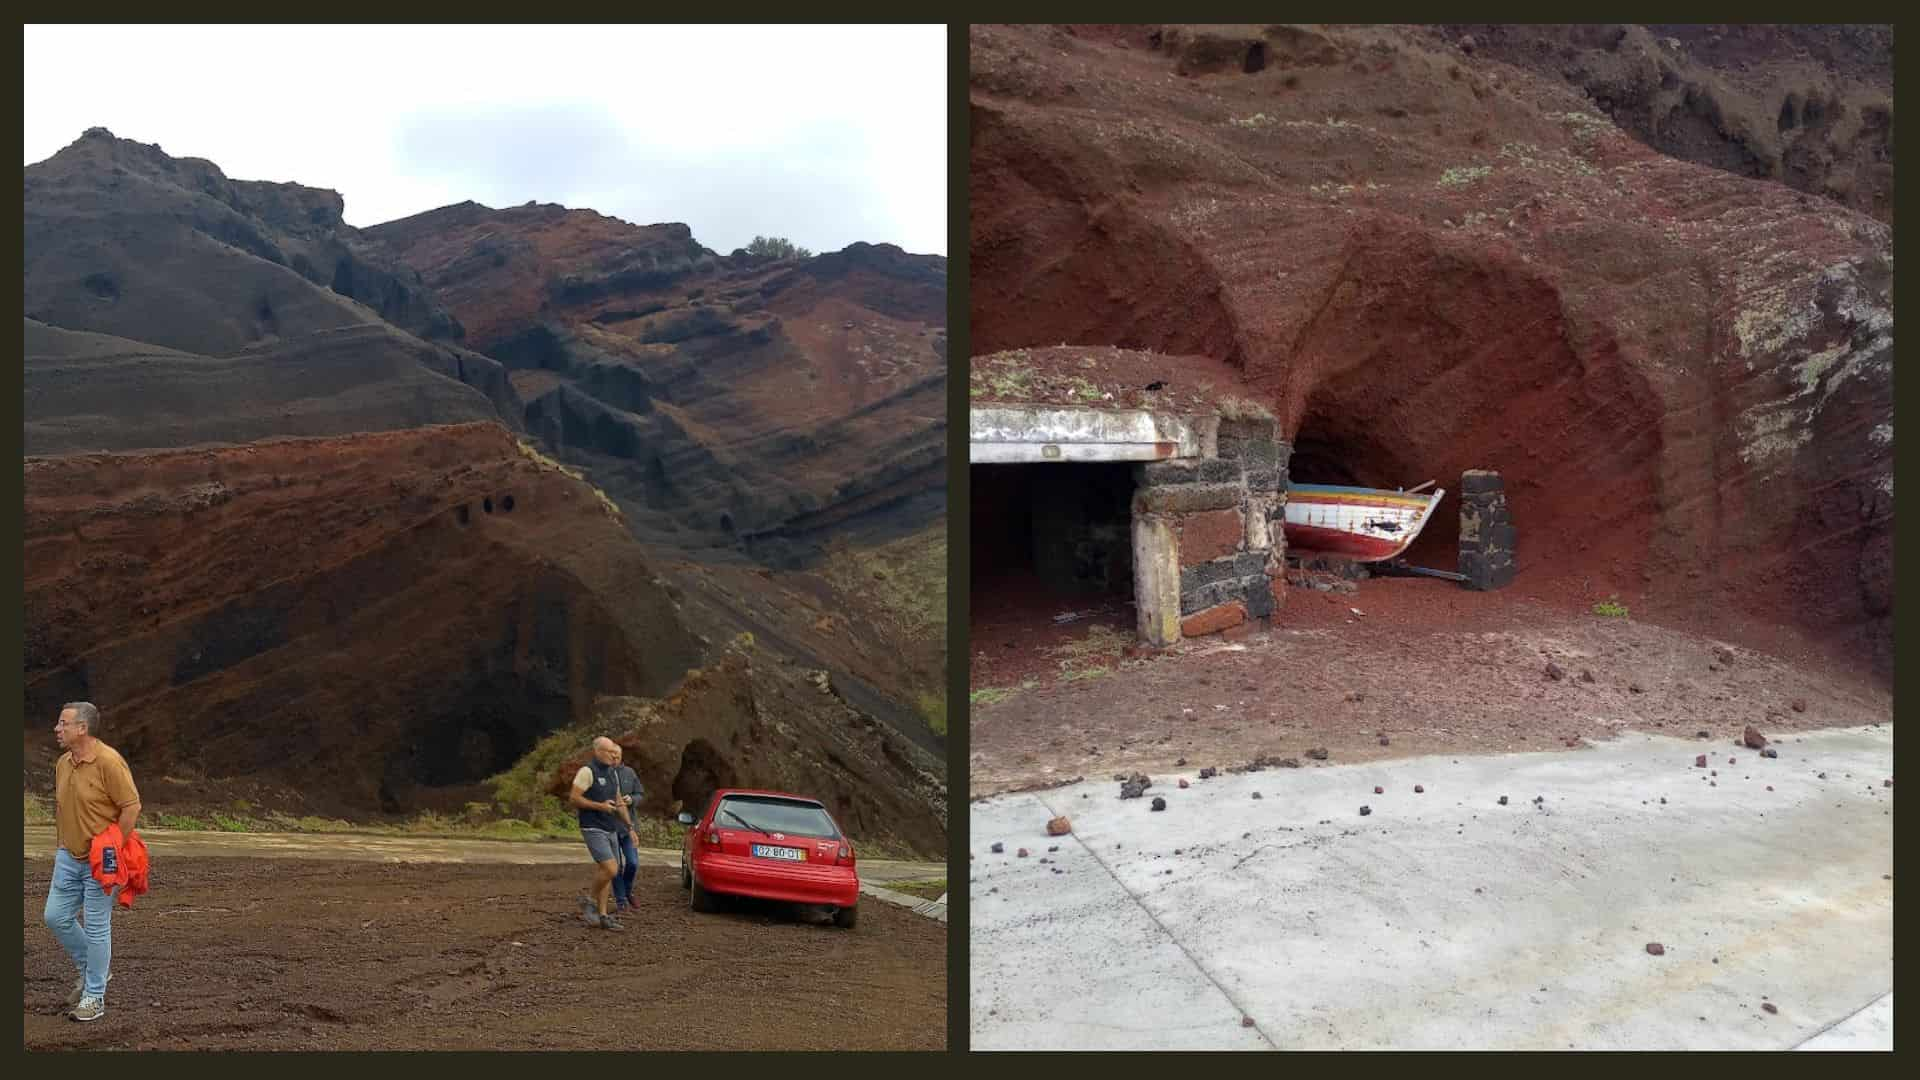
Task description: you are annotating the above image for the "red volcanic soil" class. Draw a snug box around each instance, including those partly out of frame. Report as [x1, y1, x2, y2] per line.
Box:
[971, 345, 1252, 413]
[970, 576, 1892, 799]
[22, 857, 945, 1051]
[969, 23, 1892, 683]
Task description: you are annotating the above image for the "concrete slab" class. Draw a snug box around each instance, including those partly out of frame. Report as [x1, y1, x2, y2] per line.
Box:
[1795, 992, 1893, 1050]
[862, 882, 949, 923]
[970, 793, 1270, 1049]
[970, 406, 1209, 463]
[969, 727, 1893, 1049]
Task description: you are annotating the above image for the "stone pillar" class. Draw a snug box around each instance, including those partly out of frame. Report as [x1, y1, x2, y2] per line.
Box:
[1121, 414, 1298, 642]
[1458, 469, 1515, 590]
[1132, 512, 1182, 647]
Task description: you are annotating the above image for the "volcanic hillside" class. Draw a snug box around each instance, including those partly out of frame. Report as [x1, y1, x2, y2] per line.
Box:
[360, 200, 951, 755]
[362, 202, 948, 563]
[23, 129, 948, 845]
[970, 23, 1892, 681]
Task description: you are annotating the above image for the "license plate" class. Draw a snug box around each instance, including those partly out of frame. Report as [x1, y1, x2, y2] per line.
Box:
[752, 844, 806, 861]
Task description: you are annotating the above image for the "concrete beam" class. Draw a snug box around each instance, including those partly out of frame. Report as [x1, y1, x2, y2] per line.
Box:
[970, 406, 1208, 463]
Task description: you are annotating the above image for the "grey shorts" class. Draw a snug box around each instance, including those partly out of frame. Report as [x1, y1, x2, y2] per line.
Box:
[581, 828, 618, 864]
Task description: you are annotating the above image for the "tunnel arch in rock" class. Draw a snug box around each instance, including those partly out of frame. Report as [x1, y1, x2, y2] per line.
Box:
[671, 737, 739, 818]
[1266, 226, 1667, 577]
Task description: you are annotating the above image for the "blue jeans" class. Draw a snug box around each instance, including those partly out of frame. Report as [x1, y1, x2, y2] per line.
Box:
[44, 847, 112, 999]
[615, 830, 640, 905]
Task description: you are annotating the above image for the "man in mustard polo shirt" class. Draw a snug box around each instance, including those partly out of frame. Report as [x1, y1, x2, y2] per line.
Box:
[44, 701, 141, 1023]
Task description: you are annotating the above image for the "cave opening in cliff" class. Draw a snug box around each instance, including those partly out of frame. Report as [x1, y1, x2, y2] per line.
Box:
[672, 738, 739, 817]
[1287, 402, 1458, 567]
[403, 674, 575, 806]
[971, 462, 1136, 633]
[502, 494, 516, 513]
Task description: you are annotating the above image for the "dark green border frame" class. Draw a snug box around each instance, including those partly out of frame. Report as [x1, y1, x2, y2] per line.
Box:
[945, 19, 972, 1057]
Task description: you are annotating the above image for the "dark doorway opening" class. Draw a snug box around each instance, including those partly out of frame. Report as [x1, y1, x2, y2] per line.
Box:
[971, 462, 1137, 687]
[973, 463, 1134, 602]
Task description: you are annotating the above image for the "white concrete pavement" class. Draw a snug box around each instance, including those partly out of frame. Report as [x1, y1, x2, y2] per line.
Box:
[1795, 992, 1893, 1050]
[970, 725, 1893, 1050]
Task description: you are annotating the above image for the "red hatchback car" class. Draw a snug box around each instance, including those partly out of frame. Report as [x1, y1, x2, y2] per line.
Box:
[678, 789, 861, 928]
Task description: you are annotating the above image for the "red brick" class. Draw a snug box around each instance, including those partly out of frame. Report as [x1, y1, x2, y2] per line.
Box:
[1181, 601, 1246, 638]
[1178, 508, 1243, 566]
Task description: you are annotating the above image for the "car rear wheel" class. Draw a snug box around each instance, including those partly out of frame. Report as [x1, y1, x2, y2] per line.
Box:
[690, 875, 717, 913]
[832, 903, 858, 930]
[680, 858, 691, 890]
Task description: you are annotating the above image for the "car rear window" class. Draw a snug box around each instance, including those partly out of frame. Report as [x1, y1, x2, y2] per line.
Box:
[714, 796, 840, 839]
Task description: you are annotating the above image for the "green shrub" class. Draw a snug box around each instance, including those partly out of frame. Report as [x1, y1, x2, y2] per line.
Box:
[918, 693, 947, 737]
[744, 235, 813, 260]
[486, 722, 600, 821]
[969, 686, 1013, 706]
[1592, 596, 1630, 618]
[1438, 164, 1493, 187]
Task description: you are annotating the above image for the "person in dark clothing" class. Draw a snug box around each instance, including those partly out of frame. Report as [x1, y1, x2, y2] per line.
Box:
[609, 745, 645, 912]
[568, 737, 629, 930]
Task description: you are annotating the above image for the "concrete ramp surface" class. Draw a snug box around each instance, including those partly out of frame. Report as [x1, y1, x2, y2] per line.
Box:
[970, 726, 1893, 1050]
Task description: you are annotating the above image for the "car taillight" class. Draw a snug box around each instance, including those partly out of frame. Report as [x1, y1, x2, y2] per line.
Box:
[836, 843, 855, 865]
[705, 829, 722, 845]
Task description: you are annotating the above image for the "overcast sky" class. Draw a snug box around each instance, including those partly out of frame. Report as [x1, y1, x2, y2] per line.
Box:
[24, 24, 947, 256]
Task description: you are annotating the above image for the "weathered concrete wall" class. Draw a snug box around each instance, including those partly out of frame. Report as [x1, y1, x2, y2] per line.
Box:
[1459, 469, 1516, 590]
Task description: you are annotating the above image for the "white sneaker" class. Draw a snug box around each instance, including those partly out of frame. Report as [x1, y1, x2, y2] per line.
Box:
[71, 995, 105, 1022]
[66, 972, 109, 1007]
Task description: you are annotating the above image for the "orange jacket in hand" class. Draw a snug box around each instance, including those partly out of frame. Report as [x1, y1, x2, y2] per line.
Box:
[87, 823, 151, 909]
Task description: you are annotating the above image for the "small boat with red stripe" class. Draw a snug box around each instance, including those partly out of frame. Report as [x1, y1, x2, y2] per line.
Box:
[1282, 481, 1445, 562]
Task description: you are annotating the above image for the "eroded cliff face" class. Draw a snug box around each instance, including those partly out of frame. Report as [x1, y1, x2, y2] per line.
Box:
[1425, 24, 1894, 225]
[363, 201, 952, 753]
[363, 203, 948, 561]
[971, 24, 1891, 679]
[23, 424, 702, 815]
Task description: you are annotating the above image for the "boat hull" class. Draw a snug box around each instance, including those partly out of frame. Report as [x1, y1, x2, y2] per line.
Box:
[1282, 484, 1445, 563]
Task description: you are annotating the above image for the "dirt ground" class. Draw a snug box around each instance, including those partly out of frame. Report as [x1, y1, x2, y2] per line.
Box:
[970, 577, 1892, 798]
[22, 857, 946, 1050]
